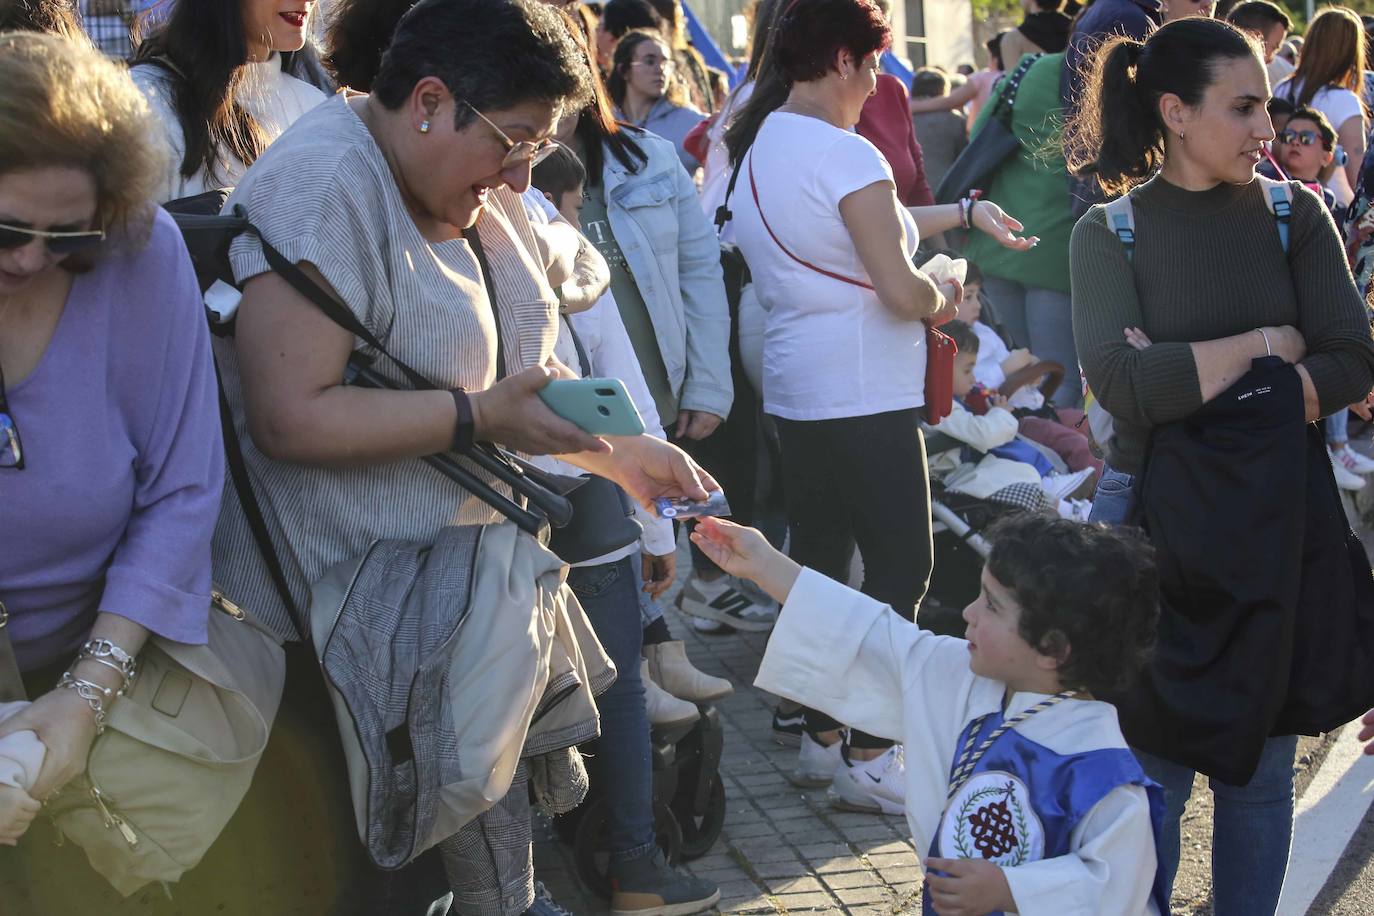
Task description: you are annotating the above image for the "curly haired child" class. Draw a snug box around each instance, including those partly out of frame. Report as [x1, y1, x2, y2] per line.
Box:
[692, 513, 1166, 915]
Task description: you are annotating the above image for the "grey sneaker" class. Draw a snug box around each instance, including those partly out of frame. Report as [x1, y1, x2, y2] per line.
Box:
[676, 574, 777, 632]
[609, 849, 721, 916]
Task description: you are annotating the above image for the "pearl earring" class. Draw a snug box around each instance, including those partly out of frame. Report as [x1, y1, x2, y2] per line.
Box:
[420, 119, 431, 133]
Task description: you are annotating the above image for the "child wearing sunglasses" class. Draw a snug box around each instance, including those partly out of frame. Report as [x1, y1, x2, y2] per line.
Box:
[1273, 106, 1339, 215]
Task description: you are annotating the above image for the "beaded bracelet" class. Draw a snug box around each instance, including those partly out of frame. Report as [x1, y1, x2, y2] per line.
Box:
[57, 672, 112, 735]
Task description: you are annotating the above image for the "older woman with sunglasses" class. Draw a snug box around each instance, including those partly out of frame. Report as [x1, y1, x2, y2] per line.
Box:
[0, 29, 222, 898]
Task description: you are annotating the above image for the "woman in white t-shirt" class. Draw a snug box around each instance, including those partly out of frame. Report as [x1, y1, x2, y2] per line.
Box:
[129, 0, 330, 202]
[723, 0, 1033, 817]
[1274, 7, 1367, 189]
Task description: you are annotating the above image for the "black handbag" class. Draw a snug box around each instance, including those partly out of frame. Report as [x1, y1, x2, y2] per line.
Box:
[933, 54, 1041, 205]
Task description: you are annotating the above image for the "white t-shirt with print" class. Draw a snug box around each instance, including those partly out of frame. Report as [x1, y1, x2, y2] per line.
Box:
[731, 112, 923, 421]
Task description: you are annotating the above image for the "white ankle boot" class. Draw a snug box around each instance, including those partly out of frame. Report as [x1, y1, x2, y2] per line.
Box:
[640, 660, 699, 727]
[643, 640, 733, 703]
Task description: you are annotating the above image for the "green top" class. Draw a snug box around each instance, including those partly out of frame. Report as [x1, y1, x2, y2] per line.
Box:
[580, 179, 677, 427]
[1071, 175, 1374, 475]
[963, 53, 1075, 294]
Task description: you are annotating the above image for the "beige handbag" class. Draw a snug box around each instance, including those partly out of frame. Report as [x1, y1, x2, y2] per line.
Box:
[42, 593, 286, 896]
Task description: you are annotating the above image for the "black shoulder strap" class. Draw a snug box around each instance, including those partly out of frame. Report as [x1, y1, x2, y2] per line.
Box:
[714, 159, 744, 235]
[461, 225, 508, 380]
[250, 221, 434, 391]
[214, 367, 308, 641]
[561, 314, 592, 377]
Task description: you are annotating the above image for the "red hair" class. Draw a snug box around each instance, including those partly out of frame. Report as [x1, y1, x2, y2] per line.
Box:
[773, 0, 891, 83]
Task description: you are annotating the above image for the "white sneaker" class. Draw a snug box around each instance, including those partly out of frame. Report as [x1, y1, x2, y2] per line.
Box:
[788, 732, 843, 788]
[1333, 444, 1374, 475]
[1041, 467, 1095, 503]
[832, 744, 907, 816]
[1330, 452, 1367, 491]
[676, 574, 777, 632]
[1058, 498, 1094, 521]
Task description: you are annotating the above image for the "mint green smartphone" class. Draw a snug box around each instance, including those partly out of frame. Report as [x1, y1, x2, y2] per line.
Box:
[538, 378, 646, 436]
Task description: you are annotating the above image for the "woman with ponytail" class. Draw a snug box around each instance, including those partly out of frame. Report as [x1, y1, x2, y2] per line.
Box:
[722, 0, 1033, 816]
[1068, 17, 1374, 913]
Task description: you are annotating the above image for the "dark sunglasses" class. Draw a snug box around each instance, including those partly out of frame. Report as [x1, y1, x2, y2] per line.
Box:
[1277, 129, 1327, 149]
[0, 221, 105, 256]
[0, 359, 22, 470]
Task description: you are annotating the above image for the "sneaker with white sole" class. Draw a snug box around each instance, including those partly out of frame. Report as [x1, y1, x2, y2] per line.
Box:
[832, 744, 907, 816]
[788, 731, 843, 788]
[676, 574, 777, 632]
[1041, 467, 1096, 503]
[1330, 451, 1367, 491]
[1333, 444, 1374, 475]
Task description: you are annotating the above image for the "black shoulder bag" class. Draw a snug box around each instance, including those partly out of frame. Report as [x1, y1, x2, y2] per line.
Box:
[933, 54, 1041, 206]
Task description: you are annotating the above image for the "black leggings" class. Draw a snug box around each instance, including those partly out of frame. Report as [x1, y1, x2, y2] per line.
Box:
[774, 409, 933, 750]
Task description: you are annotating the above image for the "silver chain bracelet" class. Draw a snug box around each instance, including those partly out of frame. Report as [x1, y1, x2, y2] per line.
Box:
[77, 639, 138, 695]
[57, 672, 112, 735]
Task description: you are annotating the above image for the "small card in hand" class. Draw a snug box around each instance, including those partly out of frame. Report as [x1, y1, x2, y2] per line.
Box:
[654, 491, 732, 520]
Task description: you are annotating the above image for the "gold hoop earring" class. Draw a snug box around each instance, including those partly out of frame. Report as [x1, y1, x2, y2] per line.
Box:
[420, 120, 431, 133]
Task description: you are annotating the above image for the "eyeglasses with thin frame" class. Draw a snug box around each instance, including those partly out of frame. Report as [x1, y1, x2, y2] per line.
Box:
[459, 100, 561, 169]
[0, 359, 23, 470]
[1276, 128, 1326, 149]
[0, 222, 105, 256]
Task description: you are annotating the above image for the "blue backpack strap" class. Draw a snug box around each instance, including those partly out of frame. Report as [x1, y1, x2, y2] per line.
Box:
[1257, 176, 1294, 254]
[1104, 193, 1137, 263]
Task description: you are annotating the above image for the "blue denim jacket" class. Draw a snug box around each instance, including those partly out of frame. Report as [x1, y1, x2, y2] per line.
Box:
[601, 128, 732, 420]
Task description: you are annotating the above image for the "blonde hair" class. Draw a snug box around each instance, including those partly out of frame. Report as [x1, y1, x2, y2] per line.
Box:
[1284, 7, 1365, 106]
[0, 31, 169, 264]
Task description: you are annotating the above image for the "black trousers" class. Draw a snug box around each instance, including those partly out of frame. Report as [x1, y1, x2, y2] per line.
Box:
[773, 409, 933, 750]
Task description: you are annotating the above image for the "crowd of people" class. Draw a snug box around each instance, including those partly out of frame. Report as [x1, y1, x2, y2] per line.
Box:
[3, 0, 1374, 915]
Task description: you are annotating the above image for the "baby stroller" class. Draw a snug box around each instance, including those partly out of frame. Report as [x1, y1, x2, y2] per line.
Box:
[553, 707, 726, 898]
[919, 365, 1075, 637]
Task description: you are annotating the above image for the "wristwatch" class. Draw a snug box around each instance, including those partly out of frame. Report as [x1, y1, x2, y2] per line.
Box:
[450, 388, 475, 454]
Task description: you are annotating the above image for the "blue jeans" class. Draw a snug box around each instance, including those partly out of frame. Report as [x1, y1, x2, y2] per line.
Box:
[981, 276, 1082, 408]
[1088, 465, 1136, 524]
[1327, 409, 1350, 446]
[565, 557, 656, 862]
[1135, 736, 1298, 915]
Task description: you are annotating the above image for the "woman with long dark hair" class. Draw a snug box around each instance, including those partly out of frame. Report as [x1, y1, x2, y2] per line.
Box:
[129, 0, 329, 201]
[606, 28, 704, 173]
[1068, 18, 1374, 912]
[723, 0, 1031, 816]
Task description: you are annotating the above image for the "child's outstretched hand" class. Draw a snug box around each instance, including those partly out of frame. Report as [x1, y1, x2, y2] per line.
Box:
[0, 784, 41, 847]
[690, 517, 801, 606]
[924, 857, 1015, 916]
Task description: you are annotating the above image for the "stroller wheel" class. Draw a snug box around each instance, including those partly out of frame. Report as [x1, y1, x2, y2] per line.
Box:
[573, 797, 684, 900]
[671, 772, 726, 860]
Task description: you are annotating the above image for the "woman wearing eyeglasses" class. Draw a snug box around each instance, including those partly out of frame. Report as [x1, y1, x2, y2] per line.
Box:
[0, 32, 224, 909]
[213, 1, 719, 913]
[607, 29, 705, 174]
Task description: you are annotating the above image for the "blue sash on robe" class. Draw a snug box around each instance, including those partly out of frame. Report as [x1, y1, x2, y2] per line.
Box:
[923, 711, 1168, 915]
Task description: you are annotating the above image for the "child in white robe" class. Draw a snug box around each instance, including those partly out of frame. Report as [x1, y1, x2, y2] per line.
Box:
[691, 513, 1166, 916]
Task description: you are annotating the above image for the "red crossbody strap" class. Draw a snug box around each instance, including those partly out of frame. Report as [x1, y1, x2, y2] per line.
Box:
[748, 151, 876, 291]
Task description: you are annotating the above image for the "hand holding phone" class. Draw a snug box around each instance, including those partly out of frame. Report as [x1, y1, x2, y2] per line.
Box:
[538, 378, 646, 437]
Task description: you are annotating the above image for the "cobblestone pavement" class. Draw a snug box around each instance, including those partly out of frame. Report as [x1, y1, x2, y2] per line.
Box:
[533, 588, 925, 916]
